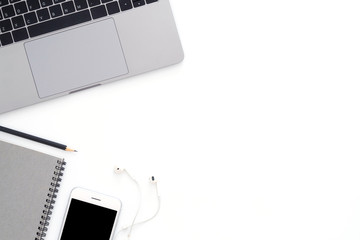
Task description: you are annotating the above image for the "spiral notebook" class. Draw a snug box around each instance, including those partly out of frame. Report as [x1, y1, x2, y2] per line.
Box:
[0, 140, 66, 240]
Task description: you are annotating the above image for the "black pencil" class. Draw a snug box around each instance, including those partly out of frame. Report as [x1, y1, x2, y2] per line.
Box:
[0, 125, 77, 152]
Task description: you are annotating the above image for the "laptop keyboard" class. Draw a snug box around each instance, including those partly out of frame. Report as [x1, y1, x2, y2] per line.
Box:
[0, 0, 158, 47]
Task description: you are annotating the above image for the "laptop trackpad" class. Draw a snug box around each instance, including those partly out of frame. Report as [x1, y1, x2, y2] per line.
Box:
[25, 19, 128, 98]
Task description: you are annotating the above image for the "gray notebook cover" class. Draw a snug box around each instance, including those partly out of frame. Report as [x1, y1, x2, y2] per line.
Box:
[0, 140, 66, 240]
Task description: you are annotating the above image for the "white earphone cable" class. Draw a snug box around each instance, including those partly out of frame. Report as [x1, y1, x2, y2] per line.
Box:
[114, 168, 160, 240]
[119, 183, 160, 233]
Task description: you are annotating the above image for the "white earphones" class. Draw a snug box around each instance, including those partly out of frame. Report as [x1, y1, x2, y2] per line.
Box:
[113, 167, 124, 174]
[113, 166, 161, 240]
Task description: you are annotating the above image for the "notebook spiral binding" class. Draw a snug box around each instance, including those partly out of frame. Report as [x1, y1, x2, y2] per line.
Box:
[35, 159, 66, 240]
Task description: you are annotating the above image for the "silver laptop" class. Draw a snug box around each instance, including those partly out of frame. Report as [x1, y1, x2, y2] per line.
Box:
[0, 0, 183, 114]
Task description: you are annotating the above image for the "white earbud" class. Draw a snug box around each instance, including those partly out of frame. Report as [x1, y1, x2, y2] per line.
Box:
[114, 166, 124, 174]
[149, 176, 157, 183]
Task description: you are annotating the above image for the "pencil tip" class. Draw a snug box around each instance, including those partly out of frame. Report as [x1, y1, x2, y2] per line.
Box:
[65, 147, 78, 152]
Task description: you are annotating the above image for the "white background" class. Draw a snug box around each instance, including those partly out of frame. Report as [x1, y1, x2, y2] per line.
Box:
[1, 0, 360, 239]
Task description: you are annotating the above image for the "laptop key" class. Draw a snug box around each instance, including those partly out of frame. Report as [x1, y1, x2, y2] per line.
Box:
[28, 10, 91, 37]
[12, 27, 28, 41]
[37, 8, 50, 21]
[39, 0, 52, 7]
[106, 1, 119, 15]
[90, 5, 106, 19]
[14, 2, 28, 15]
[0, 32, 12, 45]
[0, 19, 12, 32]
[87, 0, 100, 7]
[27, 0, 40, 10]
[49, 4, 62, 18]
[2, 5, 15, 18]
[11, 15, 25, 28]
[74, 0, 87, 10]
[24, 12, 37, 25]
[0, 0, 9, 7]
[53, 0, 65, 3]
[62, 1, 75, 14]
[119, 0, 132, 11]
[132, 0, 144, 8]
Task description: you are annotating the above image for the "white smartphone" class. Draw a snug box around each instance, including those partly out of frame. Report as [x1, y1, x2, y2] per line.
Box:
[58, 187, 121, 240]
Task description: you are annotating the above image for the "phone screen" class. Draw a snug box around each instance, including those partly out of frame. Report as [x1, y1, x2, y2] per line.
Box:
[60, 198, 117, 239]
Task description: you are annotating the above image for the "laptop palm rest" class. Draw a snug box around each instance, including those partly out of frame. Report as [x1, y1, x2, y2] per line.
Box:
[24, 19, 128, 99]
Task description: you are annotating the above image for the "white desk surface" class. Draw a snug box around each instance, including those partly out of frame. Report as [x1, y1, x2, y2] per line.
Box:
[2, 1, 360, 240]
